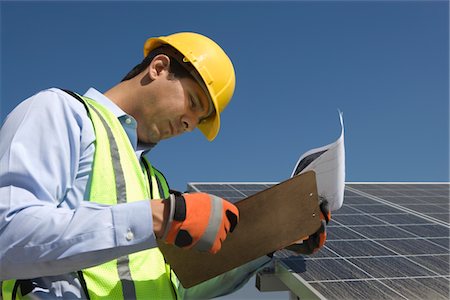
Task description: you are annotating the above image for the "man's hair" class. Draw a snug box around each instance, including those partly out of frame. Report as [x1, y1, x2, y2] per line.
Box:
[121, 45, 192, 82]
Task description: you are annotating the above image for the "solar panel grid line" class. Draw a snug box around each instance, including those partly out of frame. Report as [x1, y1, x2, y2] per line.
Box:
[302, 249, 447, 295]
[188, 184, 201, 192]
[311, 278, 449, 300]
[381, 277, 450, 300]
[329, 224, 441, 227]
[304, 250, 447, 279]
[304, 253, 449, 260]
[348, 186, 448, 296]
[345, 182, 450, 185]
[299, 184, 449, 299]
[392, 188, 449, 212]
[350, 256, 445, 279]
[330, 214, 409, 219]
[347, 184, 449, 195]
[320, 183, 448, 295]
[329, 223, 448, 239]
[301, 246, 412, 299]
[227, 184, 248, 197]
[188, 181, 278, 186]
[332, 212, 447, 217]
[303, 240, 432, 296]
[327, 205, 449, 278]
[345, 186, 449, 227]
[330, 216, 450, 226]
[348, 200, 448, 208]
[345, 189, 448, 205]
[348, 195, 447, 198]
[187, 182, 277, 202]
[309, 282, 401, 300]
[376, 239, 449, 257]
[326, 237, 449, 242]
[332, 197, 450, 256]
[303, 274, 450, 284]
[331, 218, 421, 242]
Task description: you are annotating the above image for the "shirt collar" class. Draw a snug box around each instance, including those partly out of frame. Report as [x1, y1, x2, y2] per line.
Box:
[83, 87, 127, 119]
[83, 87, 157, 153]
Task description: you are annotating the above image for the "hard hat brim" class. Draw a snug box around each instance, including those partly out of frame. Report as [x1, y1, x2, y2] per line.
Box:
[198, 111, 220, 141]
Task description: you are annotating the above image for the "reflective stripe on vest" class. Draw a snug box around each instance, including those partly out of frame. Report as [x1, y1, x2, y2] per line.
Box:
[80, 97, 176, 300]
[1, 94, 178, 300]
[140, 157, 180, 299]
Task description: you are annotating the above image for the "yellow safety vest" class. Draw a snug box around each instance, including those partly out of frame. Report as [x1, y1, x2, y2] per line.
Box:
[2, 92, 178, 300]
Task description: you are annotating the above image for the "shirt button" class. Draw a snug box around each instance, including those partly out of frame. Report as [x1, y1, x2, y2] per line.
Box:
[126, 229, 134, 241]
[125, 118, 132, 125]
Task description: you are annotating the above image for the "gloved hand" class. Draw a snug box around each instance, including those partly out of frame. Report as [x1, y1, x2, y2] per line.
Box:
[161, 192, 239, 254]
[285, 197, 331, 255]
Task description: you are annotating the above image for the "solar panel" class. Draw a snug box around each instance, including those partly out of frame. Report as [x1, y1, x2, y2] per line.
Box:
[187, 182, 450, 300]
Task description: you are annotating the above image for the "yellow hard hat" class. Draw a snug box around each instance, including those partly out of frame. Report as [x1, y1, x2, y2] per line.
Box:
[143, 32, 236, 141]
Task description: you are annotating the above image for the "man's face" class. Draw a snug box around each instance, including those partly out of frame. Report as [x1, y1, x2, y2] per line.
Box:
[136, 73, 212, 144]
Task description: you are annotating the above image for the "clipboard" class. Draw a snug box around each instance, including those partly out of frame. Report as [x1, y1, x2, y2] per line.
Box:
[157, 170, 321, 288]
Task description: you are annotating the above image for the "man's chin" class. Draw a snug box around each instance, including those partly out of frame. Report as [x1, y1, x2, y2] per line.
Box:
[145, 131, 162, 144]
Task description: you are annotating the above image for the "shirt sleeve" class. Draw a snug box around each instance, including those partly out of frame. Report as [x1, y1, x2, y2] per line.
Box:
[178, 256, 271, 299]
[0, 89, 157, 280]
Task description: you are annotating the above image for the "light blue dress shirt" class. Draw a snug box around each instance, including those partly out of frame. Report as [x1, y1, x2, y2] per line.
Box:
[0, 88, 270, 299]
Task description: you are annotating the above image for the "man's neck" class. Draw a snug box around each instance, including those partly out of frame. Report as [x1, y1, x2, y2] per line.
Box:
[104, 79, 140, 116]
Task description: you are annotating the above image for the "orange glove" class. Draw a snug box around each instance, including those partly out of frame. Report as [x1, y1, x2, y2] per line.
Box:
[161, 192, 239, 254]
[286, 198, 331, 255]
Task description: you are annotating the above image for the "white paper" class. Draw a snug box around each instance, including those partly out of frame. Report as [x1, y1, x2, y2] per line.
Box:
[291, 111, 345, 211]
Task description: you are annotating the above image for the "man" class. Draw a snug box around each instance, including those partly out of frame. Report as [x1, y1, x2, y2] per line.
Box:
[0, 32, 327, 299]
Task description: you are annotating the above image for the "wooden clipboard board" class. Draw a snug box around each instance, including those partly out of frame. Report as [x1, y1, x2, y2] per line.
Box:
[157, 170, 321, 288]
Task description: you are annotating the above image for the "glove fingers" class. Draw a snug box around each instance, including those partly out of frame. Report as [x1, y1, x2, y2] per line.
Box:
[211, 203, 239, 253]
[311, 221, 326, 253]
[211, 224, 229, 254]
[318, 230, 327, 249]
[319, 198, 331, 224]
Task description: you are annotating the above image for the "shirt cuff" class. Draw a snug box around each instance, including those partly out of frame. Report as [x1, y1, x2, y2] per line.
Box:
[111, 200, 157, 249]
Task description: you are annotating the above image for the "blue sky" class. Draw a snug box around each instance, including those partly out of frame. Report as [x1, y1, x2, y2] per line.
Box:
[1, 1, 448, 299]
[1, 1, 448, 190]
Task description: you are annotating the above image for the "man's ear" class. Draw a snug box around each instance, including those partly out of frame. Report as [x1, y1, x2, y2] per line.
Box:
[148, 54, 171, 80]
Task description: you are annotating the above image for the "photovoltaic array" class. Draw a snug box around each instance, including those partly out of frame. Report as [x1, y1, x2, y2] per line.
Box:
[187, 182, 450, 300]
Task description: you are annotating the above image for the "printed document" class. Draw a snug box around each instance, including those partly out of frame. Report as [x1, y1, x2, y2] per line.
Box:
[291, 111, 345, 211]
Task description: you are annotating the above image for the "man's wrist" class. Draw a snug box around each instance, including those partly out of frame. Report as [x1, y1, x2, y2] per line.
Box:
[150, 199, 169, 239]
